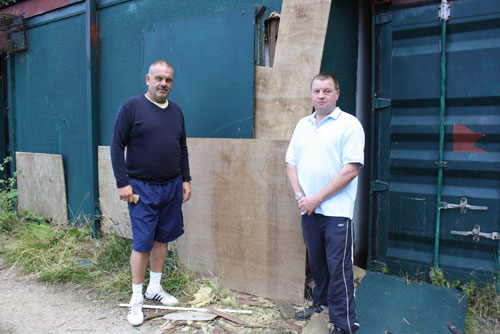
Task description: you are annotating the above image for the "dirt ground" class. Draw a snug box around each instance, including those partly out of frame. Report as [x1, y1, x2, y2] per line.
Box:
[0, 257, 158, 334]
[0, 257, 305, 334]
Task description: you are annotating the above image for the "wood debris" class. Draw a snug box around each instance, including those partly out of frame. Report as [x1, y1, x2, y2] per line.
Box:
[163, 311, 217, 321]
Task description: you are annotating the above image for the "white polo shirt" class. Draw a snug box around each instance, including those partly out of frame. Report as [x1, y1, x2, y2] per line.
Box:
[285, 107, 365, 219]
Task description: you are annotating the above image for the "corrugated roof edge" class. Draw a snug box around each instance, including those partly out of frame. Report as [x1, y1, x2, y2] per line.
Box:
[0, 0, 75, 19]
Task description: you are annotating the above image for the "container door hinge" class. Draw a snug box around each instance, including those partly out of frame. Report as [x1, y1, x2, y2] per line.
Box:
[372, 97, 391, 110]
[441, 197, 488, 214]
[371, 180, 389, 193]
[451, 225, 498, 242]
[375, 14, 392, 25]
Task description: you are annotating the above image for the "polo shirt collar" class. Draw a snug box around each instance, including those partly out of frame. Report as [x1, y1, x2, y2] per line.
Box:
[308, 107, 342, 125]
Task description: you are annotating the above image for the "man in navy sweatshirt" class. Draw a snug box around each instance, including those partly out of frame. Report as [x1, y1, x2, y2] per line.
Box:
[110, 60, 192, 326]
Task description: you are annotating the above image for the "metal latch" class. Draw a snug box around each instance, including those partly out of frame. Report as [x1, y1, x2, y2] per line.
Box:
[451, 225, 499, 242]
[441, 197, 488, 214]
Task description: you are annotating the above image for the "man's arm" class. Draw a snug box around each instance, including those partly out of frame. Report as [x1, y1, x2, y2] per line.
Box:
[298, 163, 359, 215]
[182, 181, 191, 203]
[110, 102, 134, 202]
[118, 185, 135, 203]
[286, 163, 305, 198]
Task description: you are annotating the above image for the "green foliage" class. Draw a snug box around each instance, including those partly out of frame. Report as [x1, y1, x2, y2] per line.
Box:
[429, 268, 500, 333]
[0, 216, 192, 301]
[429, 267, 460, 289]
[0, 158, 20, 230]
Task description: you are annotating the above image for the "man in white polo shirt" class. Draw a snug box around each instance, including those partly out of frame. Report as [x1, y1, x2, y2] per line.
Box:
[286, 73, 364, 334]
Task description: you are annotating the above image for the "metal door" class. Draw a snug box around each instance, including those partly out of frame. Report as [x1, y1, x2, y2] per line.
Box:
[370, 0, 500, 286]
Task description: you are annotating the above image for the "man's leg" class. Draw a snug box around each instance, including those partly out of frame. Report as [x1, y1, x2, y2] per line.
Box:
[149, 241, 168, 272]
[130, 249, 150, 284]
[295, 214, 329, 320]
[302, 214, 329, 306]
[127, 249, 149, 326]
[325, 217, 358, 333]
[145, 241, 178, 305]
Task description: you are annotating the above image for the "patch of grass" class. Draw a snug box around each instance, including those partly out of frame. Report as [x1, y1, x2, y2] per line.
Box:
[0, 219, 192, 302]
[429, 267, 500, 333]
[0, 157, 193, 301]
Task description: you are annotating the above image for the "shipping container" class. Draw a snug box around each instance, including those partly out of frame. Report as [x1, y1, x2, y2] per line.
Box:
[370, 0, 500, 286]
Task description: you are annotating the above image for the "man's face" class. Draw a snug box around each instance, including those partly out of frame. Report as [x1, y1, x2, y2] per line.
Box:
[310, 78, 339, 114]
[145, 64, 174, 103]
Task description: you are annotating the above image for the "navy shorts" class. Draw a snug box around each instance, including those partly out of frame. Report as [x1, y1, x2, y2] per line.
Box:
[128, 176, 184, 252]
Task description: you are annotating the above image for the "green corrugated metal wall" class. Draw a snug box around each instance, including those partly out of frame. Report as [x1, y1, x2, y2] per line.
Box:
[8, 0, 282, 221]
[321, 0, 359, 118]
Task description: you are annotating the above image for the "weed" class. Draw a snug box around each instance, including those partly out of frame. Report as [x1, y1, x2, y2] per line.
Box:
[429, 268, 500, 333]
[429, 267, 460, 289]
[0, 157, 20, 231]
[0, 219, 192, 302]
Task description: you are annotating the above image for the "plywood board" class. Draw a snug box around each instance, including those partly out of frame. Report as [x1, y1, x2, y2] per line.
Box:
[178, 138, 305, 304]
[15, 152, 67, 224]
[254, 0, 331, 140]
[98, 146, 132, 239]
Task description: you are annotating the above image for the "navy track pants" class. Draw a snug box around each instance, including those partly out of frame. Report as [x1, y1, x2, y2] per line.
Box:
[302, 214, 358, 333]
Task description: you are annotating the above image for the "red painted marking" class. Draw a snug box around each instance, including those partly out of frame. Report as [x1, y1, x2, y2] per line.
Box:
[91, 21, 97, 47]
[453, 124, 487, 153]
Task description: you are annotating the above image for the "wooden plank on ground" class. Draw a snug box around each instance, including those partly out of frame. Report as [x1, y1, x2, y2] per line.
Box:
[254, 0, 331, 140]
[97, 146, 132, 239]
[178, 138, 305, 304]
[15, 152, 68, 224]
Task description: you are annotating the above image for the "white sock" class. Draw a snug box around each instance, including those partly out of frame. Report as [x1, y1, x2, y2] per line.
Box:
[132, 283, 143, 299]
[148, 271, 162, 290]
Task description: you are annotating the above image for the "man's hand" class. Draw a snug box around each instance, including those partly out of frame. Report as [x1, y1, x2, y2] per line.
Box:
[118, 185, 134, 203]
[298, 195, 321, 215]
[182, 182, 192, 203]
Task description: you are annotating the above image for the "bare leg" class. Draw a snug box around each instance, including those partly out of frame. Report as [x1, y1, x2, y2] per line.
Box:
[130, 250, 150, 284]
[150, 241, 168, 273]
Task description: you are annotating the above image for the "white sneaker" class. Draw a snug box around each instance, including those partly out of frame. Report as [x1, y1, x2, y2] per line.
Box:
[145, 286, 179, 305]
[127, 295, 144, 326]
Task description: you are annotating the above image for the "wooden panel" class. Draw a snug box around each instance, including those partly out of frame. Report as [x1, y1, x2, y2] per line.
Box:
[254, 0, 331, 140]
[272, 0, 331, 68]
[178, 138, 305, 304]
[98, 146, 132, 239]
[15, 152, 67, 224]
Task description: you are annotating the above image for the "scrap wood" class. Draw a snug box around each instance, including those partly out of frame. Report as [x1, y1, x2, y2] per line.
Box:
[173, 320, 203, 329]
[145, 310, 175, 321]
[205, 306, 297, 331]
[446, 321, 463, 334]
[205, 306, 252, 327]
[119, 303, 252, 314]
[163, 311, 217, 321]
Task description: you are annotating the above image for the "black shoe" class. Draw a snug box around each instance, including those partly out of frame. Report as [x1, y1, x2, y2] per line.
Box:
[329, 326, 348, 334]
[328, 323, 360, 334]
[295, 304, 325, 320]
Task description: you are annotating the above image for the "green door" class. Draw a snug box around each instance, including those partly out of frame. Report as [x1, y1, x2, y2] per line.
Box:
[370, 0, 500, 285]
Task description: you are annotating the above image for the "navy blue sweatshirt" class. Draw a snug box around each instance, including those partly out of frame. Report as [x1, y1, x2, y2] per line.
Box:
[110, 95, 191, 188]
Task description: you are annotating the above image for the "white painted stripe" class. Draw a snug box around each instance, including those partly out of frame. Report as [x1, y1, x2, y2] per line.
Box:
[342, 220, 353, 334]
